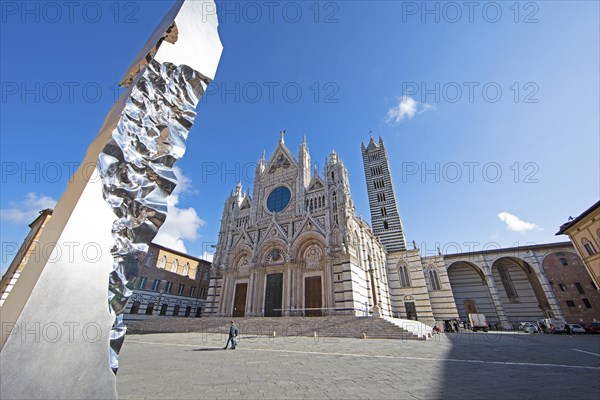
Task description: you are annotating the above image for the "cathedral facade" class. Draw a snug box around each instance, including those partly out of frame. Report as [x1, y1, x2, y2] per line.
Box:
[206, 134, 392, 318]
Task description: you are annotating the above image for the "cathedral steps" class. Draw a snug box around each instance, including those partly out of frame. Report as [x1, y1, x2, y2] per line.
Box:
[126, 315, 425, 340]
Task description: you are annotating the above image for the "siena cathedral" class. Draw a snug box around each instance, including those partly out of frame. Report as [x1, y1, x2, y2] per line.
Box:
[206, 133, 578, 329]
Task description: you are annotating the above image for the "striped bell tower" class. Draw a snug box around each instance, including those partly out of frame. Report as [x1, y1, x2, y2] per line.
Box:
[361, 136, 407, 252]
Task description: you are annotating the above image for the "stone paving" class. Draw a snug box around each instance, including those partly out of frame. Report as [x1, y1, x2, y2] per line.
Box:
[117, 331, 600, 399]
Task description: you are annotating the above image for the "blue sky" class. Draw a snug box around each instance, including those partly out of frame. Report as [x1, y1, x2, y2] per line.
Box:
[1, 1, 599, 272]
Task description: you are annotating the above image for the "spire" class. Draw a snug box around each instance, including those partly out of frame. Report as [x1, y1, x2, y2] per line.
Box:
[235, 182, 242, 197]
[366, 136, 379, 152]
[279, 130, 286, 145]
[303, 134, 307, 145]
[329, 148, 338, 164]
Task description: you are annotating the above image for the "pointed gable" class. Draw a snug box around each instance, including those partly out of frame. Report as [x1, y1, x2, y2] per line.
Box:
[307, 173, 325, 192]
[266, 131, 298, 175]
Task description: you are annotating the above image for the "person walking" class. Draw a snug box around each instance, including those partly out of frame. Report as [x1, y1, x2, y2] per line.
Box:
[224, 320, 239, 350]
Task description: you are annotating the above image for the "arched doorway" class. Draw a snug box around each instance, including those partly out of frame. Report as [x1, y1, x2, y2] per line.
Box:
[447, 261, 499, 325]
[491, 257, 550, 325]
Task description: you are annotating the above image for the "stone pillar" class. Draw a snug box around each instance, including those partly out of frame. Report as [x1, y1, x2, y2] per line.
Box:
[368, 256, 381, 317]
[484, 274, 511, 329]
[528, 257, 565, 320]
[247, 272, 255, 316]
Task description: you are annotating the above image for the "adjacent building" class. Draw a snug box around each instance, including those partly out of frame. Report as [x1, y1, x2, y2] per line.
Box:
[0, 209, 53, 307]
[556, 200, 600, 289]
[125, 243, 212, 318]
[0, 211, 212, 319]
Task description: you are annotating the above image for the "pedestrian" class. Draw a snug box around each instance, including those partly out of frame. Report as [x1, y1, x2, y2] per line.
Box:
[453, 320, 460, 333]
[224, 320, 239, 350]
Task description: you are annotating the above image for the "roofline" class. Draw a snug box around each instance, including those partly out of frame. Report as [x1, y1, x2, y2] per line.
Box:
[443, 241, 573, 258]
[149, 242, 212, 264]
[28, 208, 53, 228]
[556, 200, 600, 235]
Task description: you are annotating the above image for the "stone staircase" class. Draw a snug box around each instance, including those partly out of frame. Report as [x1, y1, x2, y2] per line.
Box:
[126, 315, 424, 340]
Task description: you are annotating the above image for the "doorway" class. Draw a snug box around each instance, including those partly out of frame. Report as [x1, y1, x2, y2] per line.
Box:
[405, 302, 417, 320]
[304, 276, 322, 317]
[264, 273, 283, 317]
[233, 283, 247, 317]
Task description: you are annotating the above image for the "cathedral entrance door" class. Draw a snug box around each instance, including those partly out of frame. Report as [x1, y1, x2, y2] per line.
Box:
[405, 302, 418, 320]
[264, 273, 283, 317]
[304, 276, 322, 317]
[232, 283, 247, 317]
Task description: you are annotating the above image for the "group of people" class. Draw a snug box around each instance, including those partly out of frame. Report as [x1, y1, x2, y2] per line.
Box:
[433, 319, 469, 334]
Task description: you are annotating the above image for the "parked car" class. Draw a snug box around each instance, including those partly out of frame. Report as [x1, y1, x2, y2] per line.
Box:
[519, 322, 536, 331]
[584, 322, 600, 333]
[522, 323, 539, 333]
[566, 323, 586, 334]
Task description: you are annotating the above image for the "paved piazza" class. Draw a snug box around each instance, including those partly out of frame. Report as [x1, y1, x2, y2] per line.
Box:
[117, 331, 600, 399]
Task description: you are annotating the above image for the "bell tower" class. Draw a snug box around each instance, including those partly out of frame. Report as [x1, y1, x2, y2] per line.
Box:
[361, 136, 407, 252]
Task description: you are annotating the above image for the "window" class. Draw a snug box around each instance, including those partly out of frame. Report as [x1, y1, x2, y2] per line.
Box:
[574, 282, 585, 294]
[559, 257, 568, 266]
[266, 186, 291, 212]
[185, 306, 192, 317]
[383, 221, 389, 229]
[165, 281, 173, 293]
[582, 298, 592, 309]
[190, 286, 196, 297]
[130, 302, 140, 314]
[151, 279, 160, 291]
[559, 283, 567, 292]
[498, 265, 518, 299]
[144, 252, 155, 268]
[160, 304, 168, 315]
[200, 287, 207, 298]
[566, 300, 576, 308]
[582, 239, 596, 256]
[398, 264, 411, 288]
[145, 303, 154, 315]
[196, 307, 203, 317]
[172, 305, 180, 317]
[381, 207, 387, 217]
[428, 268, 441, 291]
[203, 269, 210, 281]
[178, 284, 185, 295]
[137, 276, 147, 289]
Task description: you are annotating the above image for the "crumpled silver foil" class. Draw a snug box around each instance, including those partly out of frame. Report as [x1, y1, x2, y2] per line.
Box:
[98, 59, 211, 372]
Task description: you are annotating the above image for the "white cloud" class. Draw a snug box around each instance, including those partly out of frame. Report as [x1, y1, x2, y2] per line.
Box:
[497, 211, 542, 234]
[0, 192, 57, 224]
[153, 167, 205, 253]
[385, 95, 435, 125]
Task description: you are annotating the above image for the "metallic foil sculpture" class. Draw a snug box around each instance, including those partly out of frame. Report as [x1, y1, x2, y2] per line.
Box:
[100, 59, 213, 372]
[0, 1, 222, 397]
